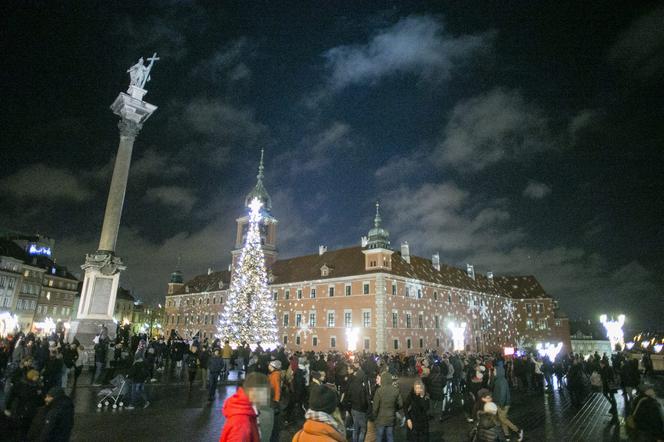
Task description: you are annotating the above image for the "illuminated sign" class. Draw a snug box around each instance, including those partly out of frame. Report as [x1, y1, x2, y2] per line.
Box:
[28, 244, 52, 257]
[503, 347, 515, 356]
[448, 322, 466, 351]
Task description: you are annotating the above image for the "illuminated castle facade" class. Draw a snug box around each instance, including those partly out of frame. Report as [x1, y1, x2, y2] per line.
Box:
[164, 155, 571, 354]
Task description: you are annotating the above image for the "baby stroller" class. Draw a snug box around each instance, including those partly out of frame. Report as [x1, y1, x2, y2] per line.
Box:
[97, 374, 129, 409]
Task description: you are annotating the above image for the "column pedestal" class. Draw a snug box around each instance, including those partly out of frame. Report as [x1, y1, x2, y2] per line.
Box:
[70, 252, 125, 345]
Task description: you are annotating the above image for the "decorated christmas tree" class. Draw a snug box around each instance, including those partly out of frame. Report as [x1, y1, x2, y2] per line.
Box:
[217, 197, 278, 346]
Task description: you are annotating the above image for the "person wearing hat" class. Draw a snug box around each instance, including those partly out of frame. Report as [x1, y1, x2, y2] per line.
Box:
[372, 371, 403, 442]
[28, 386, 74, 442]
[126, 356, 150, 410]
[4, 369, 43, 440]
[477, 401, 506, 442]
[472, 388, 493, 422]
[220, 372, 268, 442]
[629, 384, 664, 441]
[293, 384, 345, 442]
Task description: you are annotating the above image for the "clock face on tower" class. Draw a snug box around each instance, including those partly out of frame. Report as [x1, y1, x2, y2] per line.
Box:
[241, 222, 269, 246]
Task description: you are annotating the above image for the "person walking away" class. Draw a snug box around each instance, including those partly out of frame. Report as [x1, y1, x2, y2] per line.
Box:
[4, 369, 43, 440]
[599, 359, 619, 424]
[346, 363, 370, 442]
[292, 383, 346, 442]
[72, 344, 87, 391]
[427, 365, 445, 422]
[477, 402, 507, 442]
[61, 344, 76, 389]
[199, 346, 210, 389]
[627, 384, 664, 441]
[42, 349, 64, 393]
[372, 371, 403, 442]
[186, 346, 199, 391]
[621, 358, 640, 404]
[269, 360, 284, 442]
[92, 337, 107, 386]
[404, 379, 430, 442]
[28, 386, 74, 442]
[492, 363, 523, 442]
[222, 340, 233, 377]
[220, 372, 268, 442]
[126, 357, 150, 409]
[208, 349, 223, 402]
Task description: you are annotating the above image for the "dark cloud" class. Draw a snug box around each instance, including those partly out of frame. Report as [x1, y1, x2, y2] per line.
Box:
[323, 15, 491, 91]
[144, 186, 197, 213]
[609, 7, 664, 80]
[0, 164, 93, 202]
[523, 180, 552, 199]
[435, 88, 554, 172]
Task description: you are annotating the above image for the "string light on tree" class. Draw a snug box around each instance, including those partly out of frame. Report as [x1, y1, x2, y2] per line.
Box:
[217, 197, 278, 348]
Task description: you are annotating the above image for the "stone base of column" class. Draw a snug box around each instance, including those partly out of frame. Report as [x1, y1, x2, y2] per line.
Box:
[78, 252, 125, 320]
[68, 318, 116, 346]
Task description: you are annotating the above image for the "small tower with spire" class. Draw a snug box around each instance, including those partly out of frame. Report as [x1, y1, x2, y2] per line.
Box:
[167, 255, 185, 295]
[232, 149, 279, 270]
[362, 202, 393, 271]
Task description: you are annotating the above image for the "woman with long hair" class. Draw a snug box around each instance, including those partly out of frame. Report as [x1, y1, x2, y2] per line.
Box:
[405, 378, 430, 442]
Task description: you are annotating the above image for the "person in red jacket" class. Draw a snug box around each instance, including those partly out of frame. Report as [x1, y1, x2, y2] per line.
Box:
[220, 372, 270, 442]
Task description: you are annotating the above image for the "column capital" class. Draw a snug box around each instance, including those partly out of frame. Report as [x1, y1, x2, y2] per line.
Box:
[118, 119, 143, 138]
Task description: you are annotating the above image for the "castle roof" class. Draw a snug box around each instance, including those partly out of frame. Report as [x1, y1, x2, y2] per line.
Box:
[173, 246, 551, 301]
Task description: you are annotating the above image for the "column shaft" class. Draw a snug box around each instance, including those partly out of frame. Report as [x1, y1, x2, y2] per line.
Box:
[98, 121, 139, 252]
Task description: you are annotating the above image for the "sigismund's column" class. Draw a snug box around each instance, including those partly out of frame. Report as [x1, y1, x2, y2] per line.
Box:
[70, 55, 159, 343]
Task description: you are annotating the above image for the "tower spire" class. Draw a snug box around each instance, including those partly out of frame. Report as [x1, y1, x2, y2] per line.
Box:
[245, 149, 272, 211]
[374, 202, 382, 228]
[257, 148, 265, 182]
[366, 200, 390, 249]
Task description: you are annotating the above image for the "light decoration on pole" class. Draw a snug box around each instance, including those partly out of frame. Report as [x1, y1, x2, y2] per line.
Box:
[0, 312, 18, 337]
[625, 341, 635, 350]
[448, 322, 466, 351]
[536, 342, 563, 361]
[654, 343, 663, 353]
[600, 314, 625, 351]
[33, 317, 56, 335]
[346, 327, 360, 352]
[217, 197, 278, 348]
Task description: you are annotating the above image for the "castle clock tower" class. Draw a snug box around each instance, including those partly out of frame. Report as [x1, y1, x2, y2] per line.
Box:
[232, 149, 278, 271]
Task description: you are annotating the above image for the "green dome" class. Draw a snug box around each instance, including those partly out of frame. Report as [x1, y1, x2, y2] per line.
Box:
[366, 203, 390, 249]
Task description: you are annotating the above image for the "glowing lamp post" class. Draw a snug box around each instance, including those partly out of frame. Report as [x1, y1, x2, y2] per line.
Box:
[536, 342, 563, 361]
[346, 327, 360, 352]
[448, 322, 466, 351]
[0, 312, 18, 337]
[654, 344, 663, 353]
[600, 314, 625, 351]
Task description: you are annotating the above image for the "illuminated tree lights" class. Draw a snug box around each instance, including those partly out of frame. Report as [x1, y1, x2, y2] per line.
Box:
[217, 198, 278, 347]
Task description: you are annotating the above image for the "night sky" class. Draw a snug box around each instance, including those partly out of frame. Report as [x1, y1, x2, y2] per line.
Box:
[2, 2, 663, 330]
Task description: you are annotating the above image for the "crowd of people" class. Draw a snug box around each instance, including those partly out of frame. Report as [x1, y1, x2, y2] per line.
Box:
[1, 327, 662, 442]
[218, 344, 663, 442]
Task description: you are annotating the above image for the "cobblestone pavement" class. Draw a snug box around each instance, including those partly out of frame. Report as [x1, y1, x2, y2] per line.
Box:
[2, 368, 662, 442]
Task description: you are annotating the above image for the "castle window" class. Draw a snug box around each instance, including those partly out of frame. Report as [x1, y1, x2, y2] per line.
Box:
[345, 285, 351, 296]
[312, 336, 318, 346]
[285, 289, 290, 300]
[297, 289, 302, 299]
[363, 283, 369, 295]
[310, 288, 316, 298]
[330, 337, 336, 348]
[329, 286, 335, 297]
[283, 314, 289, 327]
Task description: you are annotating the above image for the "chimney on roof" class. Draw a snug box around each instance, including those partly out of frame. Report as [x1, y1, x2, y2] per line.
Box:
[466, 264, 475, 280]
[432, 253, 440, 271]
[207, 267, 213, 275]
[361, 236, 368, 247]
[401, 241, 410, 264]
[487, 271, 494, 285]
[319, 245, 327, 256]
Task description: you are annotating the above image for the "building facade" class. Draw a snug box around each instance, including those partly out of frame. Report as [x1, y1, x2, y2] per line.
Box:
[164, 157, 570, 354]
[0, 236, 79, 332]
